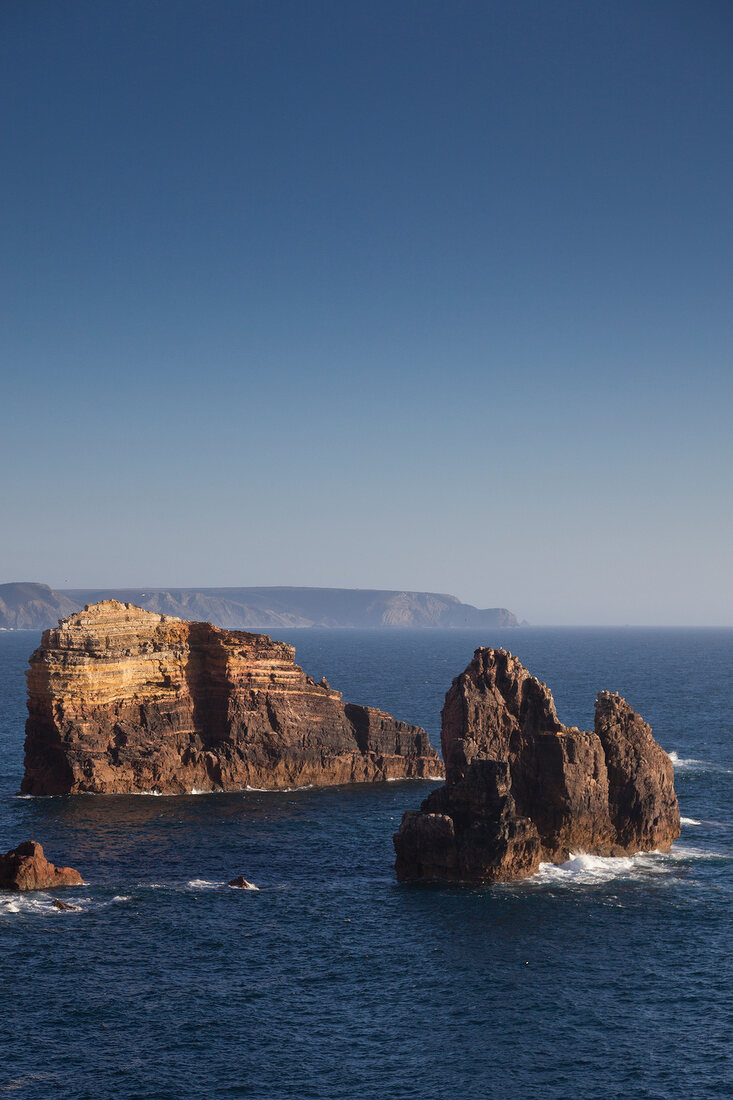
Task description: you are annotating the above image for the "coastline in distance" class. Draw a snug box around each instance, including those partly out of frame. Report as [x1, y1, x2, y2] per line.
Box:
[0, 581, 520, 632]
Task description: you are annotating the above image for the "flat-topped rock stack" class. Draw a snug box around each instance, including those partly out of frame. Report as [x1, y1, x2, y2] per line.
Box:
[394, 648, 680, 883]
[22, 601, 441, 795]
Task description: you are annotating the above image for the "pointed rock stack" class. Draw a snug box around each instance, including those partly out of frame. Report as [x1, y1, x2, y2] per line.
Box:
[394, 648, 680, 883]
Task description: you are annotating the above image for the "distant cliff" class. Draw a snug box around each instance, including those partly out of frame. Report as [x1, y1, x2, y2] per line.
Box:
[0, 582, 520, 631]
[0, 583, 79, 630]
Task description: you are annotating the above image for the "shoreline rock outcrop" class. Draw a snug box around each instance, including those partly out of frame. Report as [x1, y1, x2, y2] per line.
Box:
[394, 648, 680, 883]
[0, 842, 83, 891]
[22, 601, 442, 795]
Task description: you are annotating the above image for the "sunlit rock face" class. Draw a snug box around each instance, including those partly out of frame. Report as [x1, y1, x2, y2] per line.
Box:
[0, 841, 83, 892]
[394, 648, 679, 883]
[22, 601, 442, 795]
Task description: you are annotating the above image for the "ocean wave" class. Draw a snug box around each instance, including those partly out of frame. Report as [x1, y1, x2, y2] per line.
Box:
[187, 879, 226, 889]
[668, 751, 733, 776]
[529, 844, 730, 887]
[531, 851, 668, 886]
[680, 817, 702, 826]
[663, 845, 727, 862]
[0, 893, 87, 917]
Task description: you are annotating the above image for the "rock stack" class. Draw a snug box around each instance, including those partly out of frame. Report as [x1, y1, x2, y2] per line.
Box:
[23, 601, 441, 795]
[394, 648, 680, 883]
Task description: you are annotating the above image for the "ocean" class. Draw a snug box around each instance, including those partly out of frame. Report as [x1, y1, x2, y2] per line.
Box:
[1, 627, 731, 1098]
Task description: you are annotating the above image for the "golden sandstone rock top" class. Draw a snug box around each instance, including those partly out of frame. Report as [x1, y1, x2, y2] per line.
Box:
[23, 602, 442, 795]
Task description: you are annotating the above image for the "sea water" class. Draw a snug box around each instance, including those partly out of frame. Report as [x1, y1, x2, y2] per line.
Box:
[1, 627, 731, 1098]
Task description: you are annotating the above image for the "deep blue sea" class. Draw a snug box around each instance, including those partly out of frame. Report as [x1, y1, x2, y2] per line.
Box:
[1, 627, 732, 1099]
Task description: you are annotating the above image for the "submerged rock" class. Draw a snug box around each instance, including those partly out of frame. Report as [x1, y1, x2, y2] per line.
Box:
[22, 601, 441, 795]
[394, 649, 680, 883]
[228, 876, 258, 890]
[0, 842, 83, 892]
[52, 898, 81, 911]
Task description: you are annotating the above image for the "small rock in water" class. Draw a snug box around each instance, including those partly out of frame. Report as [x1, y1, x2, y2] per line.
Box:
[228, 876, 258, 890]
[52, 898, 80, 911]
[0, 841, 84, 892]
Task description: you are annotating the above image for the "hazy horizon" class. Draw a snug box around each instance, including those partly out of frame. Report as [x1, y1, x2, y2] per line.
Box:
[2, 578, 732, 629]
[3, 2, 731, 628]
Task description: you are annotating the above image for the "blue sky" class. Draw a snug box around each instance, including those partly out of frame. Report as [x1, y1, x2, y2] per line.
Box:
[2, 1, 732, 624]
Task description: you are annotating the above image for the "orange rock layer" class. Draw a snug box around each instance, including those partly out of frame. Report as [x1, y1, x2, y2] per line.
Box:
[22, 601, 442, 795]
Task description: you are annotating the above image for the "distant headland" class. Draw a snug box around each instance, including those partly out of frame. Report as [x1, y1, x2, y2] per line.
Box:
[0, 582, 520, 632]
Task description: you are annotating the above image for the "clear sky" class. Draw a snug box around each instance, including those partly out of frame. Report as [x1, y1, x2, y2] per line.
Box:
[2, 1, 732, 625]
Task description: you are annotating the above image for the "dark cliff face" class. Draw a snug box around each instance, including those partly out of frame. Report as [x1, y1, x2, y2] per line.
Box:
[22, 601, 442, 795]
[394, 648, 680, 883]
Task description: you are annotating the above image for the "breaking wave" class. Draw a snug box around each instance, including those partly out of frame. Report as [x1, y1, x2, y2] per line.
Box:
[0, 893, 87, 916]
[529, 844, 726, 887]
[680, 817, 702, 826]
[669, 752, 733, 776]
[532, 851, 668, 886]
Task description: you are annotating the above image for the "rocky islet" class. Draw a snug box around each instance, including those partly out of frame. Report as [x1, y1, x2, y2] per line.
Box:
[394, 647, 680, 883]
[22, 601, 441, 795]
[15, 616, 679, 889]
[0, 841, 83, 892]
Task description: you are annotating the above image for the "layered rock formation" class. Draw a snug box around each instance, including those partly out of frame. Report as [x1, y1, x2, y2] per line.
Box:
[0, 842, 83, 891]
[22, 601, 441, 795]
[394, 648, 680, 883]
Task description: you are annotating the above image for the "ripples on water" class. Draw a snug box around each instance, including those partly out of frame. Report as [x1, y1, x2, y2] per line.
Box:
[1, 628, 732, 1098]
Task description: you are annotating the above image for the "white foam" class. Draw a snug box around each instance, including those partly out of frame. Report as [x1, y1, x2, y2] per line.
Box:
[664, 845, 725, 861]
[0, 893, 85, 916]
[243, 784, 313, 792]
[532, 850, 668, 886]
[669, 751, 706, 771]
[668, 751, 733, 776]
[228, 881, 259, 891]
[387, 775, 443, 783]
[187, 879, 225, 889]
[680, 817, 702, 826]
